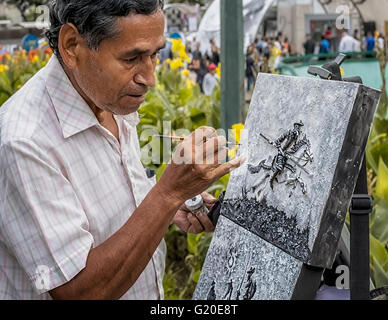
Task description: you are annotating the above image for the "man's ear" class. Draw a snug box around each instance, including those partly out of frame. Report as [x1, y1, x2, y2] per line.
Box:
[58, 23, 84, 69]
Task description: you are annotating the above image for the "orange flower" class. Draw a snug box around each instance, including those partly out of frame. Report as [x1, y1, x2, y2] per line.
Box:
[28, 49, 38, 61]
[45, 48, 53, 54]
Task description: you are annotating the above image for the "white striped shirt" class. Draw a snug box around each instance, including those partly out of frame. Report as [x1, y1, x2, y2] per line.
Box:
[0, 55, 166, 300]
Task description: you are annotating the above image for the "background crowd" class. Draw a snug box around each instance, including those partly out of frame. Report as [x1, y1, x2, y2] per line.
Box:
[158, 28, 387, 97]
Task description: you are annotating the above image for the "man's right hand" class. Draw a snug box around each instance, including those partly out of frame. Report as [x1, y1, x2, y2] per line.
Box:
[157, 127, 245, 207]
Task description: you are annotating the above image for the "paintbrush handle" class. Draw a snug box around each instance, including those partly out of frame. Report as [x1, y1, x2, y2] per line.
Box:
[153, 135, 241, 146]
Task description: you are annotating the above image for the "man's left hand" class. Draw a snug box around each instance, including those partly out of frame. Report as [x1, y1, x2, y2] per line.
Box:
[173, 192, 218, 234]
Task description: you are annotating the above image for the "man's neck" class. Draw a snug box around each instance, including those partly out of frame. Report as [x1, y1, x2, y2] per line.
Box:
[62, 64, 119, 141]
[62, 64, 111, 121]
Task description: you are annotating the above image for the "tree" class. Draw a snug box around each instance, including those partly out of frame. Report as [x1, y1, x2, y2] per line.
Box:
[6, 0, 48, 21]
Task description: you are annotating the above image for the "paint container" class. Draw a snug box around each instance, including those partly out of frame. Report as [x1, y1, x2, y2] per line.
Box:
[185, 195, 209, 217]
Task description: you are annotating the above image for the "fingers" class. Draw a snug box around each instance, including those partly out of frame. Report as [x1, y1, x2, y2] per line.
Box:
[198, 135, 228, 164]
[174, 131, 227, 165]
[187, 213, 205, 234]
[212, 156, 247, 180]
[201, 192, 218, 205]
[195, 211, 215, 232]
[192, 127, 217, 146]
[187, 211, 215, 234]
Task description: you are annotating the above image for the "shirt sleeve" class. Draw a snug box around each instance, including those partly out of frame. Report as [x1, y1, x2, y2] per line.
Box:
[0, 138, 94, 295]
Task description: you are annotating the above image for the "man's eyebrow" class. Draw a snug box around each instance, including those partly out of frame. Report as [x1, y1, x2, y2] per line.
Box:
[123, 43, 166, 57]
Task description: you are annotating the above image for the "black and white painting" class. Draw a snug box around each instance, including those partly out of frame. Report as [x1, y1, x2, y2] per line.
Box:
[194, 73, 380, 300]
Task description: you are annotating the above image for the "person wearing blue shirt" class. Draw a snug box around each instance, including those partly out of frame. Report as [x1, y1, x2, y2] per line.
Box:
[320, 36, 330, 55]
[365, 32, 376, 52]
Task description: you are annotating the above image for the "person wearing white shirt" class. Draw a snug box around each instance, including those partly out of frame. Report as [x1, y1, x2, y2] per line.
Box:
[339, 30, 358, 53]
[203, 64, 219, 96]
[377, 35, 385, 50]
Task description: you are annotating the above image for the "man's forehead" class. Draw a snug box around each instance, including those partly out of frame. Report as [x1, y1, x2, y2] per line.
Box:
[112, 11, 165, 52]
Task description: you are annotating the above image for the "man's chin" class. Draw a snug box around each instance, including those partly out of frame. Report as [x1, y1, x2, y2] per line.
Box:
[113, 104, 142, 116]
[112, 96, 146, 115]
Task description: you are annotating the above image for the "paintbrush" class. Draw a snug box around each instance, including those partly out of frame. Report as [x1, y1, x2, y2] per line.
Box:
[153, 135, 241, 146]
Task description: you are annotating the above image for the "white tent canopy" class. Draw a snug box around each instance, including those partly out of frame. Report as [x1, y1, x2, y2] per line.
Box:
[196, 0, 276, 55]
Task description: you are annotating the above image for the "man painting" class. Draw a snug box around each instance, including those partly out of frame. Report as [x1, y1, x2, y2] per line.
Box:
[0, 0, 244, 300]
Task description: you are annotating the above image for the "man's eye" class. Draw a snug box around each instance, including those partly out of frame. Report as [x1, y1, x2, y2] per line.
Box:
[126, 57, 137, 63]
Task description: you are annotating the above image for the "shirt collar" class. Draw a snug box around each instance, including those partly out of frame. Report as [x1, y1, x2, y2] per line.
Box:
[43, 55, 140, 138]
[120, 112, 140, 127]
[44, 55, 99, 139]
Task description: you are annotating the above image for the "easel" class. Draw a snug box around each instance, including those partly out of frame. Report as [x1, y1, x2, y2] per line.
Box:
[207, 54, 374, 300]
[292, 54, 373, 300]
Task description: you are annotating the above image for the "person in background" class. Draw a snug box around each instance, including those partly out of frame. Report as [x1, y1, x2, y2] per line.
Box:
[189, 42, 208, 91]
[353, 29, 360, 41]
[274, 35, 282, 52]
[191, 41, 201, 61]
[158, 41, 172, 64]
[339, 30, 358, 53]
[202, 63, 219, 96]
[304, 34, 315, 55]
[262, 37, 269, 59]
[250, 39, 260, 64]
[324, 26, 333, 51]
[365, 32, 376, 53]
[277, 31, 283, 45]
[255, 37, 263, 55]
[320, 35, 330, 54]
[207, 39, 220, 66]
[246, 45, 258, 92]
[377, 33, 385, 51]
[283, 37, 290, 57]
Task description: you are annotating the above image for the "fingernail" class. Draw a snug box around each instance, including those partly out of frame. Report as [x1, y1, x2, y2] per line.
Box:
[239, 156, 247, 165]
[229, 157, 240, 166]
[230, 155, 246, 166]
[229, 156, 247, 173]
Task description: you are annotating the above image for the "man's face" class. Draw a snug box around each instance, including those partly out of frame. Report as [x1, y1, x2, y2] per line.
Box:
[73, 10, 165, 115]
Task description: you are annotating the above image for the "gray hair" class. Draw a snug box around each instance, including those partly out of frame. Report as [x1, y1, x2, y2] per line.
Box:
[46, 0, 164, 59]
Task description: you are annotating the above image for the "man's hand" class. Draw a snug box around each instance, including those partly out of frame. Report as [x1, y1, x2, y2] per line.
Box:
[157, 126, 245, 207]
[173, 192, 218, 234]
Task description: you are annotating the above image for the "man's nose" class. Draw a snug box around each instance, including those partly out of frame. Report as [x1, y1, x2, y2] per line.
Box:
[134, 56, 156, 87]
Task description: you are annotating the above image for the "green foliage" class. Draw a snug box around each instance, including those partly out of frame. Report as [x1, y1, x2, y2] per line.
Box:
[0, 50, 52, 106]
[137, 64, 220, 170]
[366, 48, 388, 289]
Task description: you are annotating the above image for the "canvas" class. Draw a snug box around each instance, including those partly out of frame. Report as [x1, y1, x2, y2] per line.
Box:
[194, 73, 381, 300]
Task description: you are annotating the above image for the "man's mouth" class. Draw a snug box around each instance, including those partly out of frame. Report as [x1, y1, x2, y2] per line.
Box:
[126, 93, 146, 103]
[129, 93, 144, 97]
